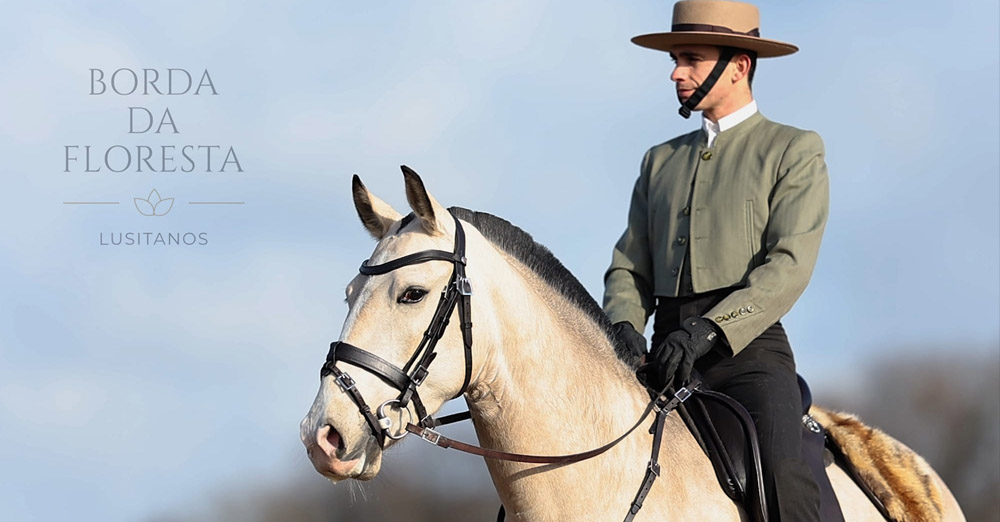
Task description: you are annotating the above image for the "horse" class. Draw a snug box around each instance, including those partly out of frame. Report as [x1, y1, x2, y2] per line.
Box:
[300, 167, 966, 521]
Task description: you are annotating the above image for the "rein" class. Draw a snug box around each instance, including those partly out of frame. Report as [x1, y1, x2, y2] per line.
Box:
[319, 209, 697, 521]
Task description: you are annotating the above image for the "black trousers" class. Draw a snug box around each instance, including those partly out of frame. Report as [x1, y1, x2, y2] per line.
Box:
[654, 292, 821, 522]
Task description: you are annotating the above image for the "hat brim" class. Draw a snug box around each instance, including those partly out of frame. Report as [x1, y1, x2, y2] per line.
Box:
[631, 32, 797, 58]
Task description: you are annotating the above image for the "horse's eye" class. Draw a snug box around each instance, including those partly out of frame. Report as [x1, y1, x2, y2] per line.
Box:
[398, 287, 428, 304]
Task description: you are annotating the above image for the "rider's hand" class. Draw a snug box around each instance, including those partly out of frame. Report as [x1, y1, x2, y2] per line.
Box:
[651, 316, 720, 387]
[612, 321, 647, 359]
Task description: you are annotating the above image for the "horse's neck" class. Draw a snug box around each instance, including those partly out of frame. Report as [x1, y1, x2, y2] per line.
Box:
[465, 255, 654, 504]
[469, 256, 648, 439]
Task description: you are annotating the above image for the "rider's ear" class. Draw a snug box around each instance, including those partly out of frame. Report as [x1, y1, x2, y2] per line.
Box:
[402, 165, 449, 236]
[353, 175, 402, 240]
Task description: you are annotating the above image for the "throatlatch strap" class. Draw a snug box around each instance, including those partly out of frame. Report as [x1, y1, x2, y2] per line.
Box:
[679, 47, 737, 119]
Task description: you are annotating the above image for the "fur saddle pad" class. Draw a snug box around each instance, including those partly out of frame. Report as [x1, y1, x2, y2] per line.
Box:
[809, 407, 945, 522]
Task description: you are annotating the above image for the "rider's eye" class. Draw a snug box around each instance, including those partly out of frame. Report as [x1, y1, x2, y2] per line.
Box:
[398, 287, 428, 304]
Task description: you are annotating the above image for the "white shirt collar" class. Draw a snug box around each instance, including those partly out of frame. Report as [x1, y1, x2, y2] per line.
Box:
[701, 99, 758, 147]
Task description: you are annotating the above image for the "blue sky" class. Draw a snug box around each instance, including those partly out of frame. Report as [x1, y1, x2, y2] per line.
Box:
[1, 1, 997, 520]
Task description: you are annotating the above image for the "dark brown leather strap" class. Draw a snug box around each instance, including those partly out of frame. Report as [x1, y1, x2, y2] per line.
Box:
[404, 402, 653, 464]
[625, 408, 669, 521]
[405, 381, 700, 464]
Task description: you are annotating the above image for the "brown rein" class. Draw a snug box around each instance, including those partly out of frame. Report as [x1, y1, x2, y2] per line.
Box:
[402, 383, 696, 464]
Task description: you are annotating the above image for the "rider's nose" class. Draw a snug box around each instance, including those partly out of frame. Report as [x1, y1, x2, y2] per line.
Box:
[671, 66, 685, 83]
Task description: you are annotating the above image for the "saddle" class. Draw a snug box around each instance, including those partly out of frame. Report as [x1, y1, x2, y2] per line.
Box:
[678, 374, 847, 522]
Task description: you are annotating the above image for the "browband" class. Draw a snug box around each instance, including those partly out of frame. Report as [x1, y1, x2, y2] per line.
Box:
[360, 250, 465, 275]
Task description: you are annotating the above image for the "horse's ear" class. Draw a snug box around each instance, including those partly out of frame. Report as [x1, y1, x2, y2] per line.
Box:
[401, 165, 448, 236]
[353, 175, 402, 240]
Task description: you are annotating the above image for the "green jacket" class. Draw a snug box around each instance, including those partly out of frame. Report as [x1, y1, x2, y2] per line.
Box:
[603, 112, 829, 353]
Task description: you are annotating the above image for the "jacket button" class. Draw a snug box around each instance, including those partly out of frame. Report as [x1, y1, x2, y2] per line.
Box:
[683, 206, 691, 216]
[671, 267, 679, 276]
[701, 151, 713, 160]
[677, 236, 687, 245]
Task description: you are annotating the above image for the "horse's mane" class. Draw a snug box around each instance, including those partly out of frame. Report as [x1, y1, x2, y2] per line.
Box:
[445, 207, 634, 365]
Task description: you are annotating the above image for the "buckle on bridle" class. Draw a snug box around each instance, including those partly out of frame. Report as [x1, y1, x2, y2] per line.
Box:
[455, 276, 473, 296]
[674, 386, 693, 403]
[411, 365, 430, 385]
[419, 428, 443, 445]
[334, 372, 356, 392]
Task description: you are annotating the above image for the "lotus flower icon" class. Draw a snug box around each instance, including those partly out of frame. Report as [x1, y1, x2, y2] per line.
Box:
[134, 189, 174, 216]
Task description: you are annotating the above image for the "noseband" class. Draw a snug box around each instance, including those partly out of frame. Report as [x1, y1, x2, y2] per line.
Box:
[320, 210, 473, 447]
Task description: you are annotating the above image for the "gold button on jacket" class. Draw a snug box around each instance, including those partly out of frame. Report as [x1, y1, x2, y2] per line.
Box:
[603, 112, 829, 353]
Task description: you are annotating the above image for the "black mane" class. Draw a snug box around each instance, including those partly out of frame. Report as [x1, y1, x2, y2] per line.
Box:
[447, 207, 632, 364]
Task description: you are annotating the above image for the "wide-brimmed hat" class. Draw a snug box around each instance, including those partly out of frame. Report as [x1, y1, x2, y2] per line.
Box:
[632, 0, 797, 58]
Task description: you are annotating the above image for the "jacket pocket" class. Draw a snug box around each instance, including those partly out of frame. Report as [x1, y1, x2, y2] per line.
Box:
[745, 200, 758, 262]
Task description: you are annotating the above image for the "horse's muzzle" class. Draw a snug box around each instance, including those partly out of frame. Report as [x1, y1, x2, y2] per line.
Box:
[303, 423, 381, 481]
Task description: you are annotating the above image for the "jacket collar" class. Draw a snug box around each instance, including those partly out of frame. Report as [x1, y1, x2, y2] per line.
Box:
[702, 100, 758, 147]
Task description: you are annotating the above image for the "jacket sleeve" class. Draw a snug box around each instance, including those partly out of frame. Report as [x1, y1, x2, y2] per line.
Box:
[705, 131, 829, 353]
[603, 149, 657, 332]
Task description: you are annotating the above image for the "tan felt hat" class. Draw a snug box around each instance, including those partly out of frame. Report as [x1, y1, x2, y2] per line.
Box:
[632, 0, 797, 58]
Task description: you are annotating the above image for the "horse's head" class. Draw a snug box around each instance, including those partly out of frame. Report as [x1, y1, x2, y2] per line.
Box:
[301, 166, 482, 482]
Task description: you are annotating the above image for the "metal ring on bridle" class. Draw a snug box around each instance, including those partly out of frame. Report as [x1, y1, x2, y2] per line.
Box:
[377, 399, 413, 440]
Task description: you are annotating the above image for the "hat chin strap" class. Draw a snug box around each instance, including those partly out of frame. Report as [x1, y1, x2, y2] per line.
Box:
[678, 47, 736, 119]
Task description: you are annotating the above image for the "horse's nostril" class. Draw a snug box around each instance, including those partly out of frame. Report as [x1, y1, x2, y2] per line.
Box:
[328, 426, 344, 451]
[316, 424, 345, 458]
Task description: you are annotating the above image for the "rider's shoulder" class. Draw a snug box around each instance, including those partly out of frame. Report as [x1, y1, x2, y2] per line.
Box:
[645, 129, 702, 158]
[756, 116, 825, 150]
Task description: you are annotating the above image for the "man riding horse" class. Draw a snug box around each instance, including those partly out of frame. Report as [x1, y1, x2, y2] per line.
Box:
[604, 1, 828, 520]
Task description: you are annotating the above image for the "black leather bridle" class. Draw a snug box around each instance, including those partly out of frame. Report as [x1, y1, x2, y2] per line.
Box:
[317, 208, 701, 522]
[320, 209, 474, 447]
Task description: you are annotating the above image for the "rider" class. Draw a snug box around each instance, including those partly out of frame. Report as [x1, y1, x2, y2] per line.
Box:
[603, 1, 828, 520]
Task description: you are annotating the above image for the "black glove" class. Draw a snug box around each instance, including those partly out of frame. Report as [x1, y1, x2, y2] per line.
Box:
[651, 316, 720, 387]
[612, 321, 647, 359]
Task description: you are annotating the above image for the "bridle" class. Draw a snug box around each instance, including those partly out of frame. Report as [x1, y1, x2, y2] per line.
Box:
[320, 209, 473, 447]
[317, 208, 697, 521]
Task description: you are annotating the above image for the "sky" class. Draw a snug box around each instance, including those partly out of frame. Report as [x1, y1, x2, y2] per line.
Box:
[0, 1, 997, 521]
